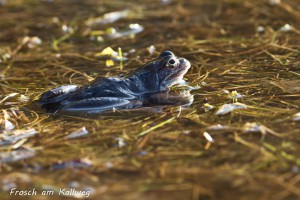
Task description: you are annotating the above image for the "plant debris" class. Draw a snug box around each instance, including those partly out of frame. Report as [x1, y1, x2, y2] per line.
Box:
[0, 128, 37, 146]
[86, 10, 129, 26]
[65, 127, 89, 139]
[216, 103, 248, 115]
[0, 148, 35, 163]
[0, 0, 300, 199]
[51, 159, 92, 170]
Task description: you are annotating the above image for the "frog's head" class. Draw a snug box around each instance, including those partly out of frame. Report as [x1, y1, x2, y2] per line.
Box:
[155, 51, 191, 91]
[128, 50, 191, 92]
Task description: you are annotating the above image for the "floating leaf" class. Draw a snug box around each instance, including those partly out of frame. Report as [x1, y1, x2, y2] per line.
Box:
[203, 131, 214, 150]
[86, 10, 129, 26]
[105, 161, 113, 168]
[279, 24, 292, 32]
[65, 127, 89, 139]
[19, 95, 29, 102]
[115, 137, 126, 148]
[161, 0, 173, 5]
[105, 27, 117, 34]
[0, 47, 12, 63]
[51, 158, 92, 170]
[256, 26, 265, 33]
[203, 132, 214, 143]
[61, 24, 74, 34]
[0, 93, 19, 104]
[4, 119, 15, 131]
[203, 103, 214, 111]
[147, 45, 156, 55]
[26, 36, 42, 48]
[293, 113, 300, 121]
[216, 102, 247, 115]
[243, 122, 263, 133]
[95, 47, 127, 66]
[105, 24, 144, 39]
[90, 23, 144, 40]
[95, 47, 118, 57]
[0, 128, 37, 146]
[243, 122, 283, 137]
[269, 0, 281, 5]
[208, 124, 230, 130]
[0, 148, 35, 163]
[105, 59, 114, 67]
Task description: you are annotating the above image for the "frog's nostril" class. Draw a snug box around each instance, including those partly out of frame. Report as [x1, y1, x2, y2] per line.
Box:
[179, 58, 191, 68]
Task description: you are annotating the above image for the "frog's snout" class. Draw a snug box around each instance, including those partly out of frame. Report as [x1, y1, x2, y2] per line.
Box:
[178, 58, 191, 69]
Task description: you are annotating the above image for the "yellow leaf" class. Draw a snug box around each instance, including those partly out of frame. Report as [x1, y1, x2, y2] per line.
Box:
[106, 59, 114, 67]
[95, 47, 117, 57]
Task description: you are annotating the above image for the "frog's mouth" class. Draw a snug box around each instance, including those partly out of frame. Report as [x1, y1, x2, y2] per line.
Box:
[163, 58, 191, 87]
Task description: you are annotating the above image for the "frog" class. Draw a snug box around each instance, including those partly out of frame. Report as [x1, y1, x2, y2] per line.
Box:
[38, 50, 192, 114]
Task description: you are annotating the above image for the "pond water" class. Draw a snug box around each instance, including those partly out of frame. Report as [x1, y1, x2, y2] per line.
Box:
[0, 0, 300, 200]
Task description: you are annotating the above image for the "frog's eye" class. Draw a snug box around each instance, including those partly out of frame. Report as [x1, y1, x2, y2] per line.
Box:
[167, 58, 176, 68]
[159, 51, 174, 58]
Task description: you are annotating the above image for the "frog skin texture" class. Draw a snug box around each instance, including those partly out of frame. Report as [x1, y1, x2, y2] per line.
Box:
[38, 51, 191, 114]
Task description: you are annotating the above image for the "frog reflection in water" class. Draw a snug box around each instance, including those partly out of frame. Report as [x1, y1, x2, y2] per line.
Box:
[38, 51, 193, 114]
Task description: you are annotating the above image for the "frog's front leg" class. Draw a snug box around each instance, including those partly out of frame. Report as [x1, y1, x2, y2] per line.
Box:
[39, 85, 78, 104]
[145, 91, 194, 107]
[60, 97, 143, 114]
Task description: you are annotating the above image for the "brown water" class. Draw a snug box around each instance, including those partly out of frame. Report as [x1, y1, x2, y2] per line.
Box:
[0, 0, 300, 200]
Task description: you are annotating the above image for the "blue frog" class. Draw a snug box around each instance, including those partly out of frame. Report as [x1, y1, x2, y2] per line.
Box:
[38, 51, 192, 114]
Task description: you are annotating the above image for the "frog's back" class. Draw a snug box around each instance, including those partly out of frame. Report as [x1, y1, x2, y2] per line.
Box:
[38, 77, 141, 113]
